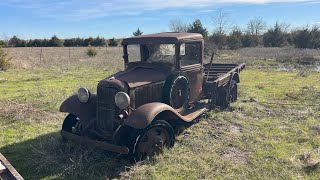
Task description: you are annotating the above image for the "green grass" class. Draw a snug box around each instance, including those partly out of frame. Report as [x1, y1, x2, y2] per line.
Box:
[1, 65, 320, 179]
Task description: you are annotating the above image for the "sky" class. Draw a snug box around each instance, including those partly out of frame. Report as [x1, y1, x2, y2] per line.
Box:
[0, 0, 319, 40]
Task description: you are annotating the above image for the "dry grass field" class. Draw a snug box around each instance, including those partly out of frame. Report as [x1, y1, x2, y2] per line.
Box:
[4, 47, 124, 70]
[0, 47, 320, 179]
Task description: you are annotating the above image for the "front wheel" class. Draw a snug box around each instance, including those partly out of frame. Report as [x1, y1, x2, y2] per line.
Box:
[132, 120, 175, 162]
[61, 114, 82, 141]
[62, 114, 79, 133]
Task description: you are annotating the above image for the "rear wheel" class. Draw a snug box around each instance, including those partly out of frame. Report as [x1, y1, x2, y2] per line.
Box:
[216, 80, 237, 108]
[216, 86, 228, 107]
[132, 120, 175, 162]
[229, 80, 238, 102]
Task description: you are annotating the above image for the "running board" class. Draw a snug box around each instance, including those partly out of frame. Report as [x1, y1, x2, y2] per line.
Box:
[60, 131, 129, 155]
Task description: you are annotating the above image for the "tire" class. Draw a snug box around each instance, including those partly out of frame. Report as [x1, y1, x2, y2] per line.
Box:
[162, 75, 190, 113]
[61, 114, 81, 142]
[216, 86, 228, 108]
[62, 114, 78, 133]
[215, 80, 238, 108]
[131, 120, 175, 162]
[229, 80, 238, 102]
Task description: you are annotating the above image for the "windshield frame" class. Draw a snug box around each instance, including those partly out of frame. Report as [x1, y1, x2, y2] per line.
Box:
[123, 43, 180, 69]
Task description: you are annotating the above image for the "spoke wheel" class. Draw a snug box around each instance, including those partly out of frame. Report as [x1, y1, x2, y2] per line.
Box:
[133, 120, 175, 161]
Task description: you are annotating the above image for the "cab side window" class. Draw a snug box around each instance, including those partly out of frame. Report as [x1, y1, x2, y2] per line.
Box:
[180, 42, 201, 66]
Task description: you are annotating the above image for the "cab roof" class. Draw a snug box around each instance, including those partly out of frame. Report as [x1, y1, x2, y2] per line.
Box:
[121, 32, 203, 45]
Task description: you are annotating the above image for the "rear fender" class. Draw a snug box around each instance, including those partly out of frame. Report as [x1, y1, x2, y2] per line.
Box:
[59, 94, 97, 123]
[122, 102, 182, 129]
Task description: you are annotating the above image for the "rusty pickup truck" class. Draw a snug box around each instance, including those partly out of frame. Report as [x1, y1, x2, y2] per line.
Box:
[59, 32, 245, 161]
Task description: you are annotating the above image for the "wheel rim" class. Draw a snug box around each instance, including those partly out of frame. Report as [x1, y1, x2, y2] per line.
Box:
[136, 126, 170, 160]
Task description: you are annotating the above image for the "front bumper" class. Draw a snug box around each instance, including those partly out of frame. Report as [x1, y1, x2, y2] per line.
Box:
[60, 130, 129, 154]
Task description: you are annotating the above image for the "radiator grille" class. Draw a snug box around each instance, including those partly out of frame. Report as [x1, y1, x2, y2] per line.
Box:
[96, 86, 119, 131]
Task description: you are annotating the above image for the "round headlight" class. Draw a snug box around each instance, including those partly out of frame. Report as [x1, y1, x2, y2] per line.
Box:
[115, 92, 130, 109]
[77, 87, 90, 103]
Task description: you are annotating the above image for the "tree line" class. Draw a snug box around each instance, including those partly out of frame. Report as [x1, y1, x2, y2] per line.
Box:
[0, 36, 119, 47]
[169, 13, 320, 50]
[1, 16, 319, 50]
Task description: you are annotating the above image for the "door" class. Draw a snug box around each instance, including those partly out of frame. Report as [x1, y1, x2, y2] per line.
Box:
[179, 42, 203, 103]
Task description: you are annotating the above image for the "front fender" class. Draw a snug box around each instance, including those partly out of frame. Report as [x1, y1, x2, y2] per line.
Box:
[122, 102, 183, 129]
[59, 94, 97, 123]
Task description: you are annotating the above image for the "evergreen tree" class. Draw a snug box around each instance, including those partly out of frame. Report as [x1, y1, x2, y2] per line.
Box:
[241, 33, 259, 47]
[91, 36, 106, 46]
[84, 37, 94, 46]
[187, 19, 208, 38]
[133, 28, 143, 36]
[48, 35, 63, 47]
[263, 23, 287, 47]
[8, 36, 26, 47]
[227, 27, 242, 50]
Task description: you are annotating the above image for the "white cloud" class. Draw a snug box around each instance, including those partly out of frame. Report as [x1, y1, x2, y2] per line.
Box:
[1, 0, 315, 20]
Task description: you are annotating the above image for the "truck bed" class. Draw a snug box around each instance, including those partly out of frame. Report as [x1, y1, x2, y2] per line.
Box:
[203, 63, 246, 83]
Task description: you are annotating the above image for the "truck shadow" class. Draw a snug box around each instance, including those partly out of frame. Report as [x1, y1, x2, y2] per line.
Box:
[0, 132, 132, 179]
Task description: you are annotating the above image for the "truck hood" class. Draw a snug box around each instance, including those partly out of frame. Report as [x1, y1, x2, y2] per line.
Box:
[114, 64, 172, 88]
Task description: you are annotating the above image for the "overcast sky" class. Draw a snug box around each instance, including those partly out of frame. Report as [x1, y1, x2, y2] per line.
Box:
[0, 0, 319, 39]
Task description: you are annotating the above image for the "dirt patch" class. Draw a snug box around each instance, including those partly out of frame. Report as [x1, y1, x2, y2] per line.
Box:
[300, 148, 320, 173]
[230, 124, 243, 134]
[0, 101, 55, 121]
[221, 147, 248, 165]
[0, 78, 8, 83]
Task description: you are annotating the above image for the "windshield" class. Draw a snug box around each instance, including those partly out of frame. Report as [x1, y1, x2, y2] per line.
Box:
[127, 44, 176, 65]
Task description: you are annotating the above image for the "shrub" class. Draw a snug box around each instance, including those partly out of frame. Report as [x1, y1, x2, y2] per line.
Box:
[292, 26, 320, 49]
[87, 46, 97, 57]
[0, 40, 5, 46]
[91, 36, 106, 47]
[263, 23, 287, 47]
[8, 36, 26, 47]
[64, 38, 76, 47]
[108, 38, 118, 47]
[227, 27, 242, 50]
[0, 47, 12, 71]
[210, 33, 227, 49]
[241, 34, 259, 47]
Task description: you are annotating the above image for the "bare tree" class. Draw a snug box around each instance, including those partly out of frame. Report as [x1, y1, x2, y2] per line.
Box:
[211, 9, 230, 49]
[279, 22, 291, 32]
[169, 19, 188, 32]
[212, 9, 230, 35]
[247, 17, 266, 36]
